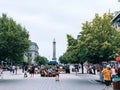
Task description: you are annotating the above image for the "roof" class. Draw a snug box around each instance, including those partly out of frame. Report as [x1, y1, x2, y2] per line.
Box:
[30, 41, 39, 49]
[111, 11, 120, 23]
[48, 61, 58, 65]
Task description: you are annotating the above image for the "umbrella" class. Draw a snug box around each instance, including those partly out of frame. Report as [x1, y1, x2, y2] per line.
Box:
[116, 56, 120, 62]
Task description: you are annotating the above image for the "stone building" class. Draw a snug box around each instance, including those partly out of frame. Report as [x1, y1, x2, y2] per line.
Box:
[29, 41, 39, 63]
[25, 41, 39, 64]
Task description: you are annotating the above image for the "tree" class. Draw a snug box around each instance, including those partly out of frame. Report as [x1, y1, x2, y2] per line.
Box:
[79, 13, 120, 64]
[59, 34, 82, 64]
[62, 34, 85, 73]
[0, 14, 30, 64]
[35, 55, 48, 65]
[67, 34, 79, 63]
[59, 55, 68, 64]
[61, 13, 120, 73]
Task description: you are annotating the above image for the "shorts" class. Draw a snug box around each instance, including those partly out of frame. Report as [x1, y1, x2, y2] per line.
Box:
[104, 80, 111, 86]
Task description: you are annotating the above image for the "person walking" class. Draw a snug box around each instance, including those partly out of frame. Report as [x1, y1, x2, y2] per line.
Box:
[111, 65, 117, 80]
[15, 65, 17, 75]
[92, 65, 96, 75]
[55, 67, 60, 81]
[24, 65, 28, 77]
[0, 65, 3, 76]
[12, 65, 15, 74]
[102, 65, 112, 90]
[74, 64, 79, 76]
[30, 64, 35, 77]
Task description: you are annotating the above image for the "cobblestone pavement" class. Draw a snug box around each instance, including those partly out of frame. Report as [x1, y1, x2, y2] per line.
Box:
[0, 70, 113, 90]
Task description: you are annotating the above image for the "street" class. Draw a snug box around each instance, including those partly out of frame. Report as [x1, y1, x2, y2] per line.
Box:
[0, 70, 113, 90]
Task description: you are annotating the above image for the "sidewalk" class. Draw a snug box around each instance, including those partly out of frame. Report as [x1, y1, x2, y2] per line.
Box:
[0, 69, 113, 90]
[1, 69, 42, 80]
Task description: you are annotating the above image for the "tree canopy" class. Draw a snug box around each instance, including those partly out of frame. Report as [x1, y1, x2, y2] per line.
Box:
[0, 14, 30, 64]
[59, 13, 120, 64]
[34, 55, 48, 65]
[79, 13, 120, 64]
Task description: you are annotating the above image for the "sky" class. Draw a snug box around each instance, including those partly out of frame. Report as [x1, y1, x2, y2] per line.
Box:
[0, 0, 120, 61]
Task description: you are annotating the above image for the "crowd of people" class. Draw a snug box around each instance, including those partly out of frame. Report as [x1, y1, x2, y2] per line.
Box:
[1, 62, 120, 86]
[21, 64, 60, 81]
[7, 65, 18, 74]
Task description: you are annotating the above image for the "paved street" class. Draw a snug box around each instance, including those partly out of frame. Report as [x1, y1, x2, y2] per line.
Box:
[0, 69, 113, 90]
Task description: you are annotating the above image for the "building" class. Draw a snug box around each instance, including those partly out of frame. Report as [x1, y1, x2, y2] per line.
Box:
[25, 41, 39, 64]
[111, 11, 120, 30]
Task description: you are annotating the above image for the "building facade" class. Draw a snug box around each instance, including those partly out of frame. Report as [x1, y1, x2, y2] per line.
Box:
[111, 11, 120, 30]
[25, 41, 39, 64]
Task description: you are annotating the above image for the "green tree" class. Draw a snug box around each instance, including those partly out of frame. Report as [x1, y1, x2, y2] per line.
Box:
[63, 34, 79, 63]
[59, 55, 68, 64]
[35, 55, 48, 65]
[61, 13, 120, 73]
[59, 34, 80, 64]
[60, 34, 85, 73]
[0, 14, 30, 64]
[79, 13, 120, 64]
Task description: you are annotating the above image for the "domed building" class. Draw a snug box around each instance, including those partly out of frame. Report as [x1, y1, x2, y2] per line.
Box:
[25, 41, 39, 64]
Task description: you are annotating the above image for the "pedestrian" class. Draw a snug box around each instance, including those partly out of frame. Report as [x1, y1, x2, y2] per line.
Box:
[30, 64, 35, 77]
[96, 65, 101, 72]
[9, 65, 12, 73]
[111, 65, 117, 80]
[74, 64, 79, 76]
[0, 65, 3, 78]
[15, 65, 17, 75]
[102, 65, 112, 90]
[55, 68, 60, 81]
[12, 65, 15, 74]
[24, 65, 28, 77]
[22, 65, 24, 73]
[0, 65, 3, 75]
[92, 65, 96, 75]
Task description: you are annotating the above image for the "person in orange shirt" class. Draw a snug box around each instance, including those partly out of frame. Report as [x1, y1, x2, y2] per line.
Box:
[102, 65, 112, 90]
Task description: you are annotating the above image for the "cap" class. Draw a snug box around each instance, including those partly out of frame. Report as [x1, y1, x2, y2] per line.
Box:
[106, 65, 111, 68]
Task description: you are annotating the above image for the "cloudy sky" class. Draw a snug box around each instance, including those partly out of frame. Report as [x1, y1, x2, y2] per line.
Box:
[0, 0, 120, 61]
